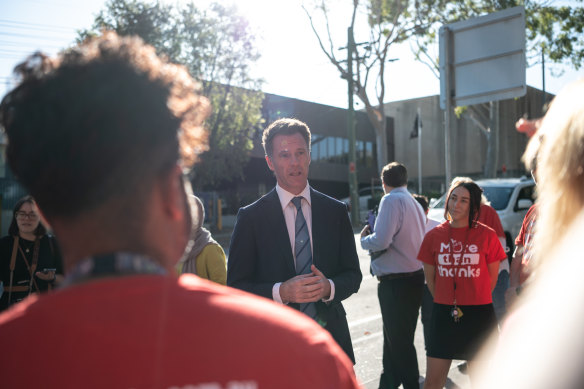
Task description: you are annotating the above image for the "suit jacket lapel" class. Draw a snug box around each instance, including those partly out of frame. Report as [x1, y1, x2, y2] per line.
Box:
[310, 188, 324, 268]
[264, 189, 296, 275]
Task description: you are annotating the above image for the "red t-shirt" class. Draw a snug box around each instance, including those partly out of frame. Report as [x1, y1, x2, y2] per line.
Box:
[418, 222, 506, 305]
[0, 274, 359, 389]
[515, 204, 537, 284]
[515, 204, 537, 247]
[479, 204, 504, 239]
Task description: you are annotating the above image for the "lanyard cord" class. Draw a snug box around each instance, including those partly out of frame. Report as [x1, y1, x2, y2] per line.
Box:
[62, 253, 167, 287]
[13, 237, 41, 296]
[448, 224, 470, 306]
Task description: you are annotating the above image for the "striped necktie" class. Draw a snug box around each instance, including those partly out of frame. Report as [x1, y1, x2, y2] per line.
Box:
[291, 196, 317, 319]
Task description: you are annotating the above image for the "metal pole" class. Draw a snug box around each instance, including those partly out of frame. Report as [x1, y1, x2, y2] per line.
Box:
[417, 107, 422, 194]
[443, 28, 452, 190]
[347, 27, 360, 224]
[541, 46, 546, 109]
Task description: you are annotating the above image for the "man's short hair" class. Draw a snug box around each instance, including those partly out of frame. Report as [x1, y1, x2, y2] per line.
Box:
[413, 194, 429, 213]
[381, 162, 407, 188]
[262, 118, 311, 157]
[0, 32, 209, 220]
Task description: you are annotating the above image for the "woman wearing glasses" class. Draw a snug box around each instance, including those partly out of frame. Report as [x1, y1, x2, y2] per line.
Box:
[0, 195, 63, 311]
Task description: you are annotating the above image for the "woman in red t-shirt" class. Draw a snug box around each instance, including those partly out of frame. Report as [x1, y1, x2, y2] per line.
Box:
[418, 180, 505, 389]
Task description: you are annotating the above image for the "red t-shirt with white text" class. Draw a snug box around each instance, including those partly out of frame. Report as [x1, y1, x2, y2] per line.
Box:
[418, 222, 506, 305]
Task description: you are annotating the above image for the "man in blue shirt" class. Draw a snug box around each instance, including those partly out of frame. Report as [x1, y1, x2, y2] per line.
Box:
[360, 162, 426, 389]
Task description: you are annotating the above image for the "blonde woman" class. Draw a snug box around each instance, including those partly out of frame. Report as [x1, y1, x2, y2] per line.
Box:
[476, 79, 584, 388]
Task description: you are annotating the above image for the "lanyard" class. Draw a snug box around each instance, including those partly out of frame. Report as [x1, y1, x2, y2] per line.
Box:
[62, 253, 167, 287]
[17, 239, 41, 295]
[447, 224, 470, 322]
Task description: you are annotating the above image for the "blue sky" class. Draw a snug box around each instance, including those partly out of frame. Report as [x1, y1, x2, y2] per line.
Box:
[1, 0, 582, 109]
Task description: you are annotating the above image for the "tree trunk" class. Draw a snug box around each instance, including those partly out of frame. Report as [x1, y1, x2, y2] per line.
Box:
[364, 105, 388, 172]
[375, 123, 388, 172]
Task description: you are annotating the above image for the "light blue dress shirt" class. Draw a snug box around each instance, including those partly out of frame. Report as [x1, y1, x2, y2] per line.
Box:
[360, 186, 426, 276]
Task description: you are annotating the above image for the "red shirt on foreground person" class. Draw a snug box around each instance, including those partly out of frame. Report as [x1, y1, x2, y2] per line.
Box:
[0, 271, 358, 389]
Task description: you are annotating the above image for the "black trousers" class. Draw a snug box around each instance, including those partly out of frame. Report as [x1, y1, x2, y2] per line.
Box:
[377, 270, 424, 389]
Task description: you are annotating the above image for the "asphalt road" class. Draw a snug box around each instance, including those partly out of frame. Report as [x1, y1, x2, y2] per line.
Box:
[219, 228, 471, 388]
[346, 233, 471, 389]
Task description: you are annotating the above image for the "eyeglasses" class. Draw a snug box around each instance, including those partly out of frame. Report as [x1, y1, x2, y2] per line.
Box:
[15, 212, 39, 220]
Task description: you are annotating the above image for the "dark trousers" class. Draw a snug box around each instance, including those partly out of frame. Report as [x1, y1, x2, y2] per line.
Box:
[377, 270, 424, 389]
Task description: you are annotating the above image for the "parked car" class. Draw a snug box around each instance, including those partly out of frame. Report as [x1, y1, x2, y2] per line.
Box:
[340, 186, 384, 223]
[428, 177, 536, 257]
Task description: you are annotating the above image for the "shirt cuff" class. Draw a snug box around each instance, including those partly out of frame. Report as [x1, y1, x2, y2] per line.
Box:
[322, 279, 335, 302]
[272, 282, 286, 304]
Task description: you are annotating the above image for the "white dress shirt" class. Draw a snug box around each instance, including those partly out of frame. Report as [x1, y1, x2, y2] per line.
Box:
[272, 183, 335, 304]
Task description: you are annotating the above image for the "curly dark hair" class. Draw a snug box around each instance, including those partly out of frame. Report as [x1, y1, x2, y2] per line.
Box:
[0, 32, 210, 220]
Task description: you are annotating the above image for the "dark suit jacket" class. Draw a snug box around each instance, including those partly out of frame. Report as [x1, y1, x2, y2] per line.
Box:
[227, 187, 362, 362]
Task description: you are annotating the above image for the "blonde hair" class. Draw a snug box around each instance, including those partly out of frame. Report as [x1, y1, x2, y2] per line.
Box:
[523, 79, 584, 269]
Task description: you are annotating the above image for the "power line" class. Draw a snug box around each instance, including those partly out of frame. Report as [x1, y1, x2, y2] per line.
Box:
[0, 19, 77, 35]
[0, 40, 64, 50]
[0, 55, 29, 60]
[0, 31, 75, 43]
[0, 49, 33, 55]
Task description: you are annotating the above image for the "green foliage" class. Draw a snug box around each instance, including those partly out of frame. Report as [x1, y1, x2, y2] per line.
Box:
[79, 0, 265, 188]
[454, 105, 468, 119]
[366, 0, 438, 44]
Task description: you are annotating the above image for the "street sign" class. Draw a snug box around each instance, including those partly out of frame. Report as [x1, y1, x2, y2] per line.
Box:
[440, 6, 526, 109]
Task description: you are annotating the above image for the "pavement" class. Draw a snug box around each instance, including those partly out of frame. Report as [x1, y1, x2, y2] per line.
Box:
[214, 220, 471, 389]
[345, 233, 470, 389]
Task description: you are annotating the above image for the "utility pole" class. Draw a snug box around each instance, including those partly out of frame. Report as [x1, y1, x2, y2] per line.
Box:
[541, 45, 546, 109]
[417, 107, 422, 194]
[347, 26, 360, 225]
[441, 26, 453, 191]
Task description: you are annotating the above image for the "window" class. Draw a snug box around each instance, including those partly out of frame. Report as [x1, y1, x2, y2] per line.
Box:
[327, 137, 336, 163]
[311, 135, 321, 160]
[365, 142, 373, 168]
[319, 136, 328, 161]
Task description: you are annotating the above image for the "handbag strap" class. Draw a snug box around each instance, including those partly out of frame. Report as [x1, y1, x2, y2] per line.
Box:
[16, 238, 41, 295]
[7, 236, 19, 304]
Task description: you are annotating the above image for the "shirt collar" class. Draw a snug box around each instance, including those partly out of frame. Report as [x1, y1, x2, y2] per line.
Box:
[389, 186, 408, 194]
[275, 183, 312, 210]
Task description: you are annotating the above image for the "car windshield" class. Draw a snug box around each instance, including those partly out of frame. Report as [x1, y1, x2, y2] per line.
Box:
[431, 185, 514, 211]
[482, 187, 513, 210]
[432, 194, 447, 209]
[359, 187, 383, 196]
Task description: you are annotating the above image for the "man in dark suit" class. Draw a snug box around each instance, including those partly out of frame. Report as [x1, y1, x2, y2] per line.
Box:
[227, 118, 362, 363]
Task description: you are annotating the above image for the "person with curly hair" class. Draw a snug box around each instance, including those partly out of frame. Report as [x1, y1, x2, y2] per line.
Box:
[0, 32, 359, 388]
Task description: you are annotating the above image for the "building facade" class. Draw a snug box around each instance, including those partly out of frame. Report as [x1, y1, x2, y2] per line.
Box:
[227, 93, 394, 212]
[385, 86, 551, 195]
